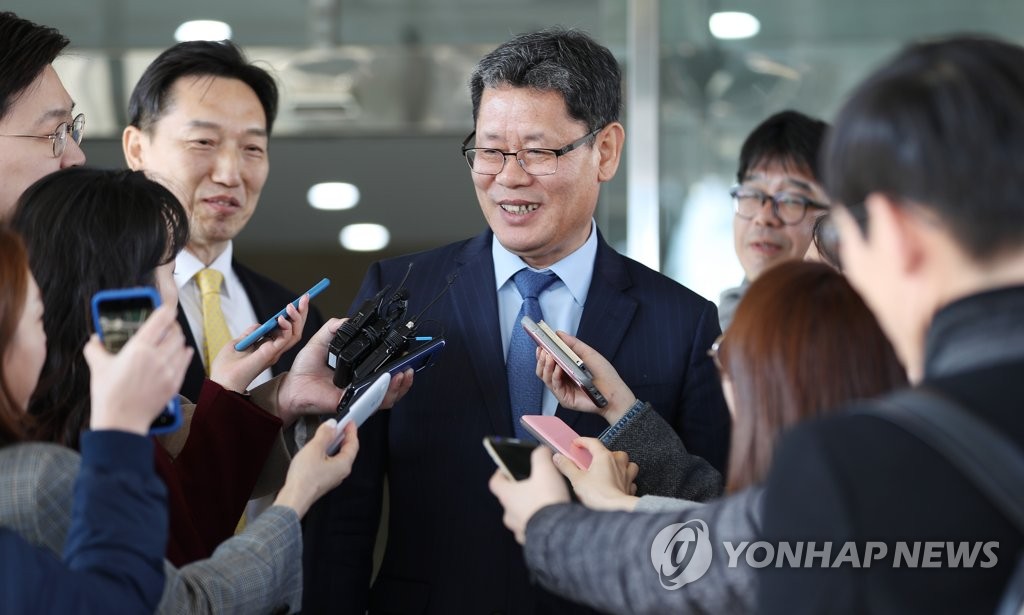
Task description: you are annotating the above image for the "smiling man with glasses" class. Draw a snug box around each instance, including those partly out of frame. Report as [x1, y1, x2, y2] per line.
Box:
[306, 26, 730, 615]
[718, 110, 832, 330]
[0, 12, 85, 220]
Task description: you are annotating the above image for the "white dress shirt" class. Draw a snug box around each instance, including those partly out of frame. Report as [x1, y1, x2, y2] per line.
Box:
[175, 243, 273, 389]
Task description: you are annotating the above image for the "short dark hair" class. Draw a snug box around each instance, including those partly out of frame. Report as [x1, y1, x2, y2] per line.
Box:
[10, 167, 189, 448]
[0, 12, 69, 121]
[823, 35, 1024, 262]
[470, 27, 621, 134]
[128, 40, 279, 135]
[736, 110, 829, 183]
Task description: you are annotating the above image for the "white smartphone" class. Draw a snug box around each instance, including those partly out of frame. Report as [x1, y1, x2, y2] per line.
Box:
[325, 372, 391, 456]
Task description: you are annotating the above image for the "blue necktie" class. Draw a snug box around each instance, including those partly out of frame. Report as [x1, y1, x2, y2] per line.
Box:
[507, 269, 558, 439]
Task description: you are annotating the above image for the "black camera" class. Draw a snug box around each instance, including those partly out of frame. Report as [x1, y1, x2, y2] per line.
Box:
[327, 265, 453, 391]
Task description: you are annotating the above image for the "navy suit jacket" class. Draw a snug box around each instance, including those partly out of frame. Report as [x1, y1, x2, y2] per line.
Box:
[178, 259, 326, 403]
[303, 230, 730, 614]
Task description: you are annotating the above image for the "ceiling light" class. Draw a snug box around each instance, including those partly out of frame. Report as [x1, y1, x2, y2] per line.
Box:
[307, 182, 360, 210]
[174, 20, 233, 43]
[340, 224, 390, 251]
[708, 12, 760, 40]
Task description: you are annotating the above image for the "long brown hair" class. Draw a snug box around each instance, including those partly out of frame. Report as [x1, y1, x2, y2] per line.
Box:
[720, 261, 906, 492]
[0, 226, 30, 445]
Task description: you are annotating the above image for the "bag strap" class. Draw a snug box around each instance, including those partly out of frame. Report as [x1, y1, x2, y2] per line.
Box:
[861, 387, 1024, 534]
[861, 388, 1024, 615]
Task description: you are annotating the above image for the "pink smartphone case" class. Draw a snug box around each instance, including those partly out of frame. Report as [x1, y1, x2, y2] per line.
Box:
[519, 415, 593, 469]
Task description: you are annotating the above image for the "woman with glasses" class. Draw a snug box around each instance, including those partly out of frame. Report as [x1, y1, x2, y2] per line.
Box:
[490, 261, 907, 613]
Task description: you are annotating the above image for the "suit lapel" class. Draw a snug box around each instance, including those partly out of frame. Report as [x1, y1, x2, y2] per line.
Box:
[448, 231, 513, 435]
[177, 303, 207, 403]
[556, 235, 637, 430]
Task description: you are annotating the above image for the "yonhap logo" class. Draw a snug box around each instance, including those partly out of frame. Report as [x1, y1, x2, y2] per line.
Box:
[650, 519, 713, 590]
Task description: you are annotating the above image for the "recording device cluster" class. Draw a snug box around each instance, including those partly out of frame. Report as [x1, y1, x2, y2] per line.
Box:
[327, 264, 453, 412]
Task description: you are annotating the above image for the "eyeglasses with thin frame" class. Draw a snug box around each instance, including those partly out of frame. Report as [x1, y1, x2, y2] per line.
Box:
[708, 334, 725, 372]
[0, 113, 85, 158]
[729, 185, 829, 225]
[460, 126, 603, 176]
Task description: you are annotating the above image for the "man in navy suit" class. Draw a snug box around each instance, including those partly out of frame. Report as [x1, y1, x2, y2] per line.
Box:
[122, 41, 325, 407]
[303, 27, 730, 614]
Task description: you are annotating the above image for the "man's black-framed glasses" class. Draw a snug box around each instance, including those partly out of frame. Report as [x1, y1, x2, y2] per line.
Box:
[0, 113, 85, 158]
[461, 126, 603, 176]
[729, 185, 829, 225]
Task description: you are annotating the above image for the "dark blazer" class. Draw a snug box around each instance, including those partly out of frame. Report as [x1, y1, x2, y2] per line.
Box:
[178, 259, 326, 403]
[757, 358, 1024, 615]
[303, 229, 730, 614]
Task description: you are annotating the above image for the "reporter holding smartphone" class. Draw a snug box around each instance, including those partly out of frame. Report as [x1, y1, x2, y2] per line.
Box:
[0, 228, 190, 614]
[4, 167, 412, 614]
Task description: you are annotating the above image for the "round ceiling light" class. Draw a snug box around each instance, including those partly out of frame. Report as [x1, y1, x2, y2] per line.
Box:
[174, 20, 233, 42]
[709, 12, 760, 40]
[340, 223, 390, 251]
[308, 182, 361, 210]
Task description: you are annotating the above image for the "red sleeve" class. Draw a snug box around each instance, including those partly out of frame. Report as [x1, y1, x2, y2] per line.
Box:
[155, 379, 283, 566]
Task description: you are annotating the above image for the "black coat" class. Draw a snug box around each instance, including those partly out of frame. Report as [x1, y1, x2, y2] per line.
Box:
[758, 287, 1024, 614]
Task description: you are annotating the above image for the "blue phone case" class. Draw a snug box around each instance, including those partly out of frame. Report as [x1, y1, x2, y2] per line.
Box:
[234, 277, 331, 351]
[91, 287, 182, 435]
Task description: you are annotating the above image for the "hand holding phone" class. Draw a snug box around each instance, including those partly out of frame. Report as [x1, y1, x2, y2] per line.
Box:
[234, 278, 330, 351]
[483, 437, 538, 480]
[91, 288, 183, 434]
[326, 372, 391, 456]
[519, 415, 593, 470]
[337, 338, 444, 410]
[521, 316, 607, 408]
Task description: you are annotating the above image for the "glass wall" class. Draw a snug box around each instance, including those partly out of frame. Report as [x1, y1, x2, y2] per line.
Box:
[10, 0, 1024, 304]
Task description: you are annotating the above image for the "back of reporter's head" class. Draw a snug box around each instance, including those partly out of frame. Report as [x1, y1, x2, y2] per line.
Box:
[0, 226, 31, 445]
[717, 261, 907, 492]
[824, 35, 1024, 261]
[10, 167, 188, 448]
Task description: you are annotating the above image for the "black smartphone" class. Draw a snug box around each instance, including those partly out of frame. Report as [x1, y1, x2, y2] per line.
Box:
[483, 436, 538, 481]
[90, 287, 182, 434]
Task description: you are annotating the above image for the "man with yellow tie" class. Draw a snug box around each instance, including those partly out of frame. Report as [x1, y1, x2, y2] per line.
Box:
[123, 40, 324, 411]
[123, 41, 326, 525]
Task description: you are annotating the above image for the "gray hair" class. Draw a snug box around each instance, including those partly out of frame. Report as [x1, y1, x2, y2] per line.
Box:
[470, 27, 621, 134]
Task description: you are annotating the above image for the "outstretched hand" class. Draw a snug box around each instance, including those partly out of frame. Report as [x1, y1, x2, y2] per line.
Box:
[210, 295, 309, 393]
[273, 418, 360, 519]
[535, 331, 636, 424]
[551, 437, 639, 512]
[489, 446, 571, 545]
[275, 318, 415, 427]
[84, 304, 193, 435]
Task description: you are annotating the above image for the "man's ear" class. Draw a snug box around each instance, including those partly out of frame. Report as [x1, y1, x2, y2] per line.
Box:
[122, 125, 145, 170]
[865, 193, 925, 275]
[596, 122, 624, 183]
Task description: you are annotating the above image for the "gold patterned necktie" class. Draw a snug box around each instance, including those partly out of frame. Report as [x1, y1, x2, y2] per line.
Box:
[195, 268, 232, 375]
